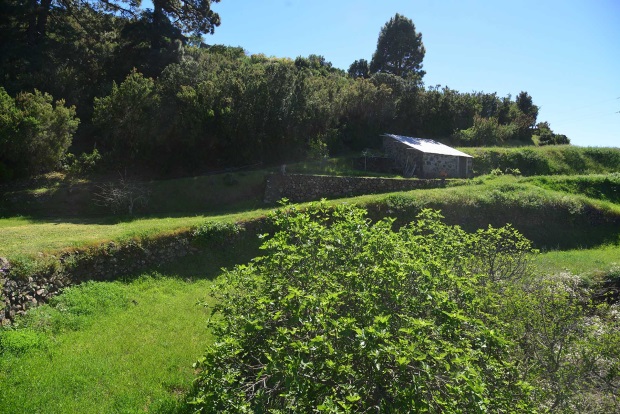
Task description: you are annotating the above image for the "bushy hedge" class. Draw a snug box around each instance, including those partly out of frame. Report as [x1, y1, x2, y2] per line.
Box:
[189, 203, 536, 412]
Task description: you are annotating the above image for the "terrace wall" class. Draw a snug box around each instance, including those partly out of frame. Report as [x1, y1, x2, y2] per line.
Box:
[264, 173, 448, 203]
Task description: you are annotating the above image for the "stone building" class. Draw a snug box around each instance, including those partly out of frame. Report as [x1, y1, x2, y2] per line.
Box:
[382, 134, 473, 178]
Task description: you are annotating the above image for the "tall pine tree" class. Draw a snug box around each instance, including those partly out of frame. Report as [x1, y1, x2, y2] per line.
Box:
[370, 13, 425, 80]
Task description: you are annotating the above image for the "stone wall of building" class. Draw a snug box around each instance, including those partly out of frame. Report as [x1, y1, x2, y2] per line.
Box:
[422, 153, 458, 178]
[264, 173, 448, 204]
[382, 136, 423, 177]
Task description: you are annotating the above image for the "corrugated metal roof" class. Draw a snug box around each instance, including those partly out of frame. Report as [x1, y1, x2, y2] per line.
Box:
[383, 134, 473, 158]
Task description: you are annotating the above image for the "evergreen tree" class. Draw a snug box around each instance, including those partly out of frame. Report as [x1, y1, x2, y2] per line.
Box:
[348, 59, 370, 78]
[370, 13, 425, 79]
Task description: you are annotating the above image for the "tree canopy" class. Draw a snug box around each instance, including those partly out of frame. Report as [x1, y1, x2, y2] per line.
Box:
[0, 87, 79, 180]
[0, 3, 570, 181]
[348, 59, 370, 78]
[370, 13, 425, 79]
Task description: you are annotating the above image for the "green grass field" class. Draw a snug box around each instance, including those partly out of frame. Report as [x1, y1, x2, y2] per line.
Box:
[0, 239, 267, 414]
[0, 209, 272, 259]
[0, 275, 213, 413]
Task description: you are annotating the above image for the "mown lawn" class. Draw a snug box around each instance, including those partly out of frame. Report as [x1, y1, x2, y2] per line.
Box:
[0, 209, 271, 259]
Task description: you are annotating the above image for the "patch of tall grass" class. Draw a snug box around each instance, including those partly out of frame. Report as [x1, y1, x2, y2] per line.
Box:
[533, 244, 620, 280]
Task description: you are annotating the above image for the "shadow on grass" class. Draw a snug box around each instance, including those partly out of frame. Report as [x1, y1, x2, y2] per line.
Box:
[123, 233, 265, 283]
[0, 198, 273, 226]
[0, 170, 270, 225]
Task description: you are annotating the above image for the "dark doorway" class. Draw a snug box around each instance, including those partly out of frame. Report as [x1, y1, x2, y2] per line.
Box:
[458, 157, 467, 178]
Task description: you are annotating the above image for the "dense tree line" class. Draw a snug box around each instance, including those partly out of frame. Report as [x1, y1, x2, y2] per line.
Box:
[0, 5, 569, 180]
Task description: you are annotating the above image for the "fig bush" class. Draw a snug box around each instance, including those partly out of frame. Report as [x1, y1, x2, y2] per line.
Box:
[190, 203, 536, 412]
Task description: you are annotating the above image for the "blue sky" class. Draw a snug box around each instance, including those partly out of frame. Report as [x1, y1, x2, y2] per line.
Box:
[178, 1, 619, 147]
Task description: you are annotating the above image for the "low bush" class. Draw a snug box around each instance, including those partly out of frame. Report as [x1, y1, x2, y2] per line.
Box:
[189, 203, 536, 412]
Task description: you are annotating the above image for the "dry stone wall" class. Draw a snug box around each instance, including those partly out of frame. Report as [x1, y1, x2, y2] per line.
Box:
[422, 154, 473, 179]
[423, 153, 458, 177]
[264, 173, 449, 204]
[0, 233, 196, 324]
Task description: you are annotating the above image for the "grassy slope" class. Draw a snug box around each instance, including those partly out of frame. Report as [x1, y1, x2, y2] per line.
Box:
[0, 169, 268, 219]
[0, 240, 262, 414]
[1, 154, 619, 412]
[0, 277, 213, 414]
[0, 209, 271, 259]
[459, 145, 620, 176]
[2, 174, 620, 259]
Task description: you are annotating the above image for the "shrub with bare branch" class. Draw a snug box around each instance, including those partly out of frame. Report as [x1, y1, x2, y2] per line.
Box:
[93, 172, 149, 215]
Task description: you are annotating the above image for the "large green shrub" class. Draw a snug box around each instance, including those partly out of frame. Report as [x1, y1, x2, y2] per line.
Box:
[190, 203, 535, 412]
[0, 87, 79, 179]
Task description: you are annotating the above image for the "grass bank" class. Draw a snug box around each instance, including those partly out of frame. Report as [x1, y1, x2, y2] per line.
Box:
[0, 276, 212, 413]
[460, 146, 620, 176]
[360, 175, 620, 249]
[2, 175, 619, 260]
[0, 208, 271, 260]
[0, 238, 264, 414]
